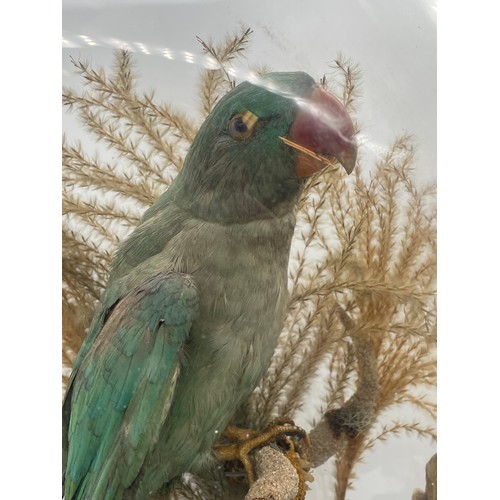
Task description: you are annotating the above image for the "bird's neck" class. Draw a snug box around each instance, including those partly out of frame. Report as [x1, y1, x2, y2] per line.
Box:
[178, 186, 300, 224]
[167, 165, 302, 226]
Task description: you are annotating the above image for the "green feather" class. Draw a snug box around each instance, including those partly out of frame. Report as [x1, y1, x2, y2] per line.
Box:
[64, 273, 198, 499]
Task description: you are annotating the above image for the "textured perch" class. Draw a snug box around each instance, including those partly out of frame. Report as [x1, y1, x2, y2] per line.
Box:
[245, 446, 299, 500]
[307, 417, 346, 468]
[325, 333, 378, 437]
[412, 453, 437, 500]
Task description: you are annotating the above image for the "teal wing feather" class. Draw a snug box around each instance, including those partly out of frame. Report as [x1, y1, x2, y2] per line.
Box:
[64, 272, 198, 500]
[62, 284, 120, 487]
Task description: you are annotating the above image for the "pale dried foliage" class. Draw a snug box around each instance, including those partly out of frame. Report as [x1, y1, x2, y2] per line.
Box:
[62, 27, 436, 499]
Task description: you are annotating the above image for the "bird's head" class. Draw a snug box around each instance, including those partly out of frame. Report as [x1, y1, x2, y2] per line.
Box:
[172, 71, 357, 223]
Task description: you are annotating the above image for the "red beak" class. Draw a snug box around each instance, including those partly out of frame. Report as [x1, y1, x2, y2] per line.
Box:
[288, 86, 357, 177]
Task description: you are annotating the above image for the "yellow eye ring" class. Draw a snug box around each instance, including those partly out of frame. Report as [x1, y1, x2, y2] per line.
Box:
[228, 111, 259, 140]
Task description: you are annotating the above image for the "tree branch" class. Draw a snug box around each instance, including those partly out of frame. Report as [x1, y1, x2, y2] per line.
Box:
[245, 446, 299, 500]
[412, 454, 437, 500]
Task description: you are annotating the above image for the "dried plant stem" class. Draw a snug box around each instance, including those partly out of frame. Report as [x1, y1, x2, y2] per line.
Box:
[197, 27, 253, 115]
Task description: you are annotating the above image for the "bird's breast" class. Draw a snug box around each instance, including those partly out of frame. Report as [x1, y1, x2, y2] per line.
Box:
[168, 214, 295, 423]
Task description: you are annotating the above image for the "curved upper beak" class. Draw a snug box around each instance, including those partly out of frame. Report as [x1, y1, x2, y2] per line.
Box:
[287, 86, 357, 177]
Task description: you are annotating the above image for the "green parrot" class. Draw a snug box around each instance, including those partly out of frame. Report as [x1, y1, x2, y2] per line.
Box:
[62, 71, 357, 499]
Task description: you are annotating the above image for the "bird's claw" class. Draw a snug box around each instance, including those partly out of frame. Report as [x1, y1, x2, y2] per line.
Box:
[213, 417, 311, 491]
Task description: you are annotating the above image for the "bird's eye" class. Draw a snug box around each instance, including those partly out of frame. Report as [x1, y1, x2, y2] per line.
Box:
[228, 111, 258, 140]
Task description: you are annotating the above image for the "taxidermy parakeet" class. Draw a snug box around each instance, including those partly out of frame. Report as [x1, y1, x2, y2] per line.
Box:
[63, 71, 357, 499]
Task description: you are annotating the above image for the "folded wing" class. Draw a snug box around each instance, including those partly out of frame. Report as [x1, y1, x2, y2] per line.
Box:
[64, 272, 198, 499]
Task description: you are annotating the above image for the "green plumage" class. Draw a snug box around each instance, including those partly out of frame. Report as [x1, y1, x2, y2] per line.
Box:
[63, 72, 354, 499]
[65, 274, 197, 498]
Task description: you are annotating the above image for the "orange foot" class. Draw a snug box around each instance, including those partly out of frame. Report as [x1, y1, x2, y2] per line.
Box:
[214, 417, 311, 493]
